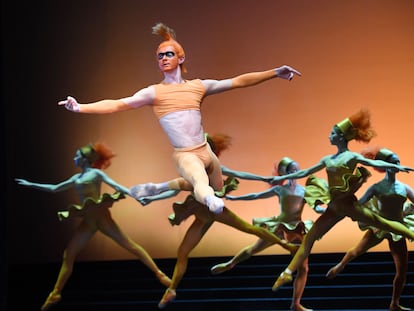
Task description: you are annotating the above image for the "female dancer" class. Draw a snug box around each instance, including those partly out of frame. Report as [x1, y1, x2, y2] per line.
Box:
[15, 142, 171, 310]
[267, 109, 414, 292]
[326, 146, 414, 311]
[59, 22, 301, 214]
[136, 134, 297, 309]
[210, 157, 326, 311]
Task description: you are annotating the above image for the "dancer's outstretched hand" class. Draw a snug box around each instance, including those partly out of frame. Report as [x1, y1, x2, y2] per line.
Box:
[58, 96, 80, 112]
[275, 65, 302, 81]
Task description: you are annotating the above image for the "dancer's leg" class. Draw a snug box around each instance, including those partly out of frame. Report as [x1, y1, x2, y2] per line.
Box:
[167, 177, 193, 191]
[273, 208, 344, 291]
[326, 230, 381, 279]
[175, 152, 224, 213]
[214, 208, 296, 253]
[348, 203, 414, 240]
[211, 239, 272, 274]
[159, 218, 213, 309]
[41, 221, 96, 311]
[388, 238, 409, 311]
[291, 257, 312, 311]
[98, 213, 171, 287]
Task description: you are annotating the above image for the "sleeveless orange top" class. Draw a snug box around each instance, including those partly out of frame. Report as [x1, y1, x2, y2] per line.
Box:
[152, 79, 206, 119]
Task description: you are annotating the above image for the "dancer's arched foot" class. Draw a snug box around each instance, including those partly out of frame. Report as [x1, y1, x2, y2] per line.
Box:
[205, 195, 224, 214]
[210, 262, 233, 275]
[390, 304, 411, 311]
[40, 291, 62, 311]
[158, 288, 176, 309]
[291, 303, 313, 311]
[326, 263, 344, 279]
[272, 271, 292, 291]
[130, 183, 161, 199]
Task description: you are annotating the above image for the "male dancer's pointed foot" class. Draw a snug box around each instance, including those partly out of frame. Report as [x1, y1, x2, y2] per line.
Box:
[390, 304, 411, 311]
[272, 271, 292, 291]
[325, 263, 343, 279]
[40, 291, 62, 311]
[291, 303, 313, 311]
[130, 183, 160, 199]
[158, 288, 176, 309]
[205, 195, 224, 214]
[210, 262, 233, 275]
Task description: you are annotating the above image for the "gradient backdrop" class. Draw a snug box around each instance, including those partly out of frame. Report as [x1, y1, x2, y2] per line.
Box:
[5, 0, 414, 264]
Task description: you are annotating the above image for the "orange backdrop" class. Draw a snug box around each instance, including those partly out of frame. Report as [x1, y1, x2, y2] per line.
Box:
[7, 0, 414, 263]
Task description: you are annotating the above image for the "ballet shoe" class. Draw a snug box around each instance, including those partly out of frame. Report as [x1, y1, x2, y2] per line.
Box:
[390, 304, 411, 311]
[272, 271, 292, 291]
[40, 292, 62, 311]
[210, 262, 232, 275]
[205, 195, 224, 214]
[130, 183, 160, 199]
[158, 288, 176, 309]
[325, 264, 343, 279]
[291, 303, 313, 311]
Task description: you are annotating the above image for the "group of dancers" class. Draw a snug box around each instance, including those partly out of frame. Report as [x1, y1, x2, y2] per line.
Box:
[15, 22, 413, 311]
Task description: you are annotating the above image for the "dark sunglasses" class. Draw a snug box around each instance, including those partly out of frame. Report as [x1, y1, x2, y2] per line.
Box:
[157, 51, 175, 60]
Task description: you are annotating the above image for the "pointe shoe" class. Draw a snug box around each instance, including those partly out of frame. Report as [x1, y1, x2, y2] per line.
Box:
[210, 262, 232, 275]
[158, 288, 176, 309]
[272, 271, 292, 291]
[291, 303, 313, 311]
[325, 264, 343, 279]
[390, 304, 411, 311]
[40, 292, 62, 311]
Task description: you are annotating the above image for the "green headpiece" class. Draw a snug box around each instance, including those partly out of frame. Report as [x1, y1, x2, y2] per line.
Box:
[79, 144, 100, 163]
[375, 148, 395, 162]
[336, 117, 356, 140]
[277, 157, 294, 175]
